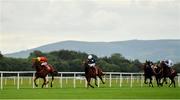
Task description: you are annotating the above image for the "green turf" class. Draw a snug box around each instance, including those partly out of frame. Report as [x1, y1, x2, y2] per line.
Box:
[0, 77, 180, 99]
[0, 87, 180, 99]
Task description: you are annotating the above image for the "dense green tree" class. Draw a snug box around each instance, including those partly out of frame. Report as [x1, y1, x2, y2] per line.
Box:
[0, 50, 179, 72]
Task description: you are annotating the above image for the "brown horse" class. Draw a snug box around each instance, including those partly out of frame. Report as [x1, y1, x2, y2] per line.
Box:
[143, 60, 155, 87]
[84, 62, 105, 88]
[32, 61, 58, 88]
[158, 61, 177, 87]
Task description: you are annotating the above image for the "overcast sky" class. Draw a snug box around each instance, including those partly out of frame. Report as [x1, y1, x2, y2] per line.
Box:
[0, 0, 180, 54]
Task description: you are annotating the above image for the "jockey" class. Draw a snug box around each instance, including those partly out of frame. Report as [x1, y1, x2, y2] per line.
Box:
[164, 59, 174, 68]
[87, 55, 98, 74]
[162, 59, 174, 73]
[35, 56, 50, 70]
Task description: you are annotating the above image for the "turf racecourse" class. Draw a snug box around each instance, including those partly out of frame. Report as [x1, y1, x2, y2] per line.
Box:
[0, 87, 180, 99]
[1, 76, 180, 99]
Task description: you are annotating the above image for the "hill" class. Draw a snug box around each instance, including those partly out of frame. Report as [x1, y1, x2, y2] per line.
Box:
[5, 40, 180, 62]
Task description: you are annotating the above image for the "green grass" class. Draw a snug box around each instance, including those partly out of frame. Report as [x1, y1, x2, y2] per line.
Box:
[0, 87, 180, 99]
[0, 77, 180, 99]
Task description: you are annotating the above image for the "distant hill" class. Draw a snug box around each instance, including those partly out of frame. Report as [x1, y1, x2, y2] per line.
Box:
[5, 40, 180, 63]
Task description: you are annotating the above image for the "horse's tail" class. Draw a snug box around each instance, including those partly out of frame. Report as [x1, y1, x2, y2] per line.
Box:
[48, 64, 59, 76]
[169, 69, 177, 78]
[102, 72, 106, 76]
[97, 66, 105, 76]
[53, 70, 58, 76]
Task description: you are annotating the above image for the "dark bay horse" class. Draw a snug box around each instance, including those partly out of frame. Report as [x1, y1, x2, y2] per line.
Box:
[143, 60, 155, 87]
[32, 61, 58, 88]
[158, 61, 177, 87]
[84, 62, 105, 88]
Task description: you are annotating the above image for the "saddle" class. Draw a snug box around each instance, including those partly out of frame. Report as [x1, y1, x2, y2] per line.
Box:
[90, 66, 98, 75]
[42, 65, 51, 72]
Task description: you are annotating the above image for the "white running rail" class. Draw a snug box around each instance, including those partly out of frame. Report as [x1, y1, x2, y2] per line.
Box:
[0, 71, 179, 90]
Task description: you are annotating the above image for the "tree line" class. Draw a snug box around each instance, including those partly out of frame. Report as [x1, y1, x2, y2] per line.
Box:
[0, 50, 180, 73]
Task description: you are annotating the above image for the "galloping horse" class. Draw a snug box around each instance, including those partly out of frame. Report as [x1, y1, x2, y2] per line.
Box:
[143, 60, 155, 87]
[84, 62, 105, 88]
[32, 60, 58, 88]
[158, 61, 177, 87]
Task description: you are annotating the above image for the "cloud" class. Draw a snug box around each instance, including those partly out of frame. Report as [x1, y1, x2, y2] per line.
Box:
[0, 0, 180, 53]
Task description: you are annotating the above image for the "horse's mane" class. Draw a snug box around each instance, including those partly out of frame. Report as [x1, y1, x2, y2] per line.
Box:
[143, 61, 154, 76]
[32, 61, 43, 72]
[84, 61, 89, 74]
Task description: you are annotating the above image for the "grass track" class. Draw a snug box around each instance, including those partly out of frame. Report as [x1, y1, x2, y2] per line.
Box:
[0, 77, 180, 99]
[0, 87, 180, 99]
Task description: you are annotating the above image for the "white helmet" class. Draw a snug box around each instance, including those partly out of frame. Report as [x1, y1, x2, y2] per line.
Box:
[88, 55, 93, 59]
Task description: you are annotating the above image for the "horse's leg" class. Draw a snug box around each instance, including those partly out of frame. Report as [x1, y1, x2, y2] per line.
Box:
[157, 77, 161, 87]
[34, 76, 39, 87]
[160, 77, 166, 86]
[169, 77, 175, 88]
[144, 76, 148, 84]
[155, 76, 159, 87]
[164, 77, 168, 84]
[50, 74, 54, 88]
[168, 79, 172, 87]
[42, 77, 47, 88]
[85, 77, 89, 88]
[173, 79, 176, 88]
[149, 77, 153, 87]
[86, 77, 94, 88]
[98, 75, 105, 84]
[94, 77, 98, 87]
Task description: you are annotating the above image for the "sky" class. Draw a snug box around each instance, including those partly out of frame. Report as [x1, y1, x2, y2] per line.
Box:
[0, 0, 180, 54]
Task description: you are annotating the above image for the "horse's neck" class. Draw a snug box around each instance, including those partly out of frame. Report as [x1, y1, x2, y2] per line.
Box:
[34, 62, 43, 72]
[35, 65, 42, 72]
[84, 63, 90, 73]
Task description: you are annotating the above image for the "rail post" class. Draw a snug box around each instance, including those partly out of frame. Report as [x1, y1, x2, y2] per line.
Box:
[120, 74, 122, 87]
[73, 73, 76, 88]
[109, 73, 112, 87]
[1, 73, 3, 90]
[130, 73, 133, 88]
[32, 73, 35, 88]
[17, 72, 20, 89]
[60, 73, 63, 88]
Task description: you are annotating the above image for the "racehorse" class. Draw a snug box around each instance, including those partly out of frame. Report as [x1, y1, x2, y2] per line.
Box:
[143, 60, 155, 87]
[83, 61, 105, 88]
[158, 61, 177, 87]
[32, 60, 58, 88]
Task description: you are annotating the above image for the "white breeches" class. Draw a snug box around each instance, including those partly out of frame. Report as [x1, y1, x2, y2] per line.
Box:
[88, 63, 95, 67]
[41, 62, 47, 66]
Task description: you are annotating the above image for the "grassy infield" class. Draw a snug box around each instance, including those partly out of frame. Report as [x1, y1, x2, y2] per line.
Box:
[0, 77, 180, 99]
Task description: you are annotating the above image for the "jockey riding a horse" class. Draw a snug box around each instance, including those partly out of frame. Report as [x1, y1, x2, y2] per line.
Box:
[33, 56, 51, 71]
[87, 55, 98, 75]
[161, 59, 174, 73]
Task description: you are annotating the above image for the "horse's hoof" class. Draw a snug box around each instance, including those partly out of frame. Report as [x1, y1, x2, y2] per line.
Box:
[35, 85, 38, 87]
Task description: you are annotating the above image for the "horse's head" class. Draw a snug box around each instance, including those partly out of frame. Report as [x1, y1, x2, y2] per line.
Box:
[144, 60, 153, 69]
[143, 60, 154, 75]
[82, 60, 91, 74]
[160, 61, 167, 68]
[32, 58, 42, 71]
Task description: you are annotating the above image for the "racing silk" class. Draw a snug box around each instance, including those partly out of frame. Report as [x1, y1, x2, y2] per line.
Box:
[88, 58, 96, 67]
[37, 56, 48, 62]
[37, 56, 48, 66]
[164, 59, 173, 68]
